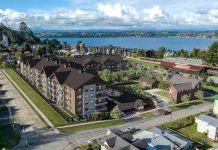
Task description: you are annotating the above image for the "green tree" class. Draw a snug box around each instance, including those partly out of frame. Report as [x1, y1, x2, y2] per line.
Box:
[158, 81, 169, 91]
[206, 42, 218, 65]
[110, 107, 123, 119]
[208, 79, 215, 86]
[98, 69, 111, 82]
[195, 91, 204, 100]
[76, 41, 83, 51]
[182, 95, 190, 104]
[22, 42, 31, 53]
[156, 47, 167, 59]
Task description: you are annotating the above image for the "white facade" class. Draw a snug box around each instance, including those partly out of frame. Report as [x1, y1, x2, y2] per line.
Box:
[196, 114, 218, 140]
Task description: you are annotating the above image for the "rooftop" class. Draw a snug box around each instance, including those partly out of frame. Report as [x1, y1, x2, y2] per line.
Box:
[197, 114, 218, 127]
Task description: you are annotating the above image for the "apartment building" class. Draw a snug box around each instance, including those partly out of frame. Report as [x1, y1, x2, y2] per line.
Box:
[20, 55, 108, 117]
[59, 54, 126, 73]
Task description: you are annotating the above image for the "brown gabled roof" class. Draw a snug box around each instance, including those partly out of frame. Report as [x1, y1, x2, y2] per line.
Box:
[169, 75, 201, 89]
[64, 70, 103, 89]
[52, 71, 71, 84]
[138, 76, 157, 85]
[41, 65, 60, 78]
[26, 58, 41, 68]
[172, 82, 193, 92]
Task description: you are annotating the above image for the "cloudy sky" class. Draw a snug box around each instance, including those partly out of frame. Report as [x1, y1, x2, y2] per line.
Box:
[1, 0, 218, 30]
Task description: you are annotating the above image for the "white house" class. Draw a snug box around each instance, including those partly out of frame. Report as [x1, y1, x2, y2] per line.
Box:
[196, 114, 218, 140]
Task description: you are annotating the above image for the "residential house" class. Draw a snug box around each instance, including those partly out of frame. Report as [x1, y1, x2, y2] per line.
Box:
[150, 127, 193, 150]
[138, 76, 158, 88]
[20, 55, 108, 117]
[213, 95, 218, 117]
[59, 54, 126, 73]
[169, 75, 202, 103]
[196, 114, 218, 140]
[110, 93, 148, 112]
[99, 127, 193, 150]
[100, 132, 140, 150]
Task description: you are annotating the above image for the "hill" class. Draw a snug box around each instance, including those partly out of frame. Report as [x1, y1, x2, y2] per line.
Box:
[0, 22, 41, 45]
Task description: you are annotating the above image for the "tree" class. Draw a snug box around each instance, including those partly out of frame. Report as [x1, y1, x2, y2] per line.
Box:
[206, 42, 218, 65]
[158, 81, 169, 91]
[22, 41, 31, 53]
[76, 41, 83, 51]
[195, 91, 204, 100]
[181, 95, 190, 104]
[98, 69, 111, 82]
[156, 47, 167, 59]
[208, 79, 215, 86]
[110, 107, 123, 119]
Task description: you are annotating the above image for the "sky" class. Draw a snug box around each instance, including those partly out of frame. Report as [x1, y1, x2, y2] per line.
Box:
[1, 0, 218, 30]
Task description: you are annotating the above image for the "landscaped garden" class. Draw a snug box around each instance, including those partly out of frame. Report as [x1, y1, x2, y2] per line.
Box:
[4, 69, 67, 127]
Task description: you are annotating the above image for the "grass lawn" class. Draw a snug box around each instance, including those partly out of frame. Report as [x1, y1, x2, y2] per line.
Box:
[126, 58, 160, 69]
[79, 142, 100, 150]
[4, 69, 67, 127]
[177, 123, 213, 149]
[59, 119, 127, 133]
[141, 112, 154, 118]
[0, 124, 20, 149]
[154, 90, 171, 99]
[169, 99, 206, 111]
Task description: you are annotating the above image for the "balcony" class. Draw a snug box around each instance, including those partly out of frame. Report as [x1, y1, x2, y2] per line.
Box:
[95, 101, 107, 107]
[95, 107, 107, 112]
[96, 89, 107, 94]
[96, 93, 107, 98]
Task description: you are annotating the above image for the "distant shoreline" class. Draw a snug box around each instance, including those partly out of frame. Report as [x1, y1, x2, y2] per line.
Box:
[35, 31, 218, 39]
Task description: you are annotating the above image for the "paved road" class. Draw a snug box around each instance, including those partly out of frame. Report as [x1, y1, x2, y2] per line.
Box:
[26, 102, 213, 150]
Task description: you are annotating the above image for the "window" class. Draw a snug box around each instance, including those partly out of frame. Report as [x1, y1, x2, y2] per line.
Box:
[90, 88, 94, 91]
[84, 94, 88, 98]
[77, 95, 82, 99]
[85, 89, 88, 92]
[90, 93, 94, 97]
[85, 108, 88, 111]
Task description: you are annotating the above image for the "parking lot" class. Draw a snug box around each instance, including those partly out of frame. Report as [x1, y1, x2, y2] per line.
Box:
[0, 71, 45, 131]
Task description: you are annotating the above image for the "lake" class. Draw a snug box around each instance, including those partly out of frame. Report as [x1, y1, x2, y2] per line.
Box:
[40, 37, 218, 51]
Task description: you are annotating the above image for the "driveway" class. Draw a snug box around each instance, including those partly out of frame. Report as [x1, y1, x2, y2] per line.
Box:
[145, 88, 170, 107]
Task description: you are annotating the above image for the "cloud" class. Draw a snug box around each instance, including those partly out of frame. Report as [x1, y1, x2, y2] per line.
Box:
[1, 2, 218, 30]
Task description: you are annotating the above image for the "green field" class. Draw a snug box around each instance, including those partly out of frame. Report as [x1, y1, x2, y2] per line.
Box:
[59, 119, 127, 133]
[4, 69, 67, 127]
[141, 112, 155, 118]
[126, 58, 160, 69]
